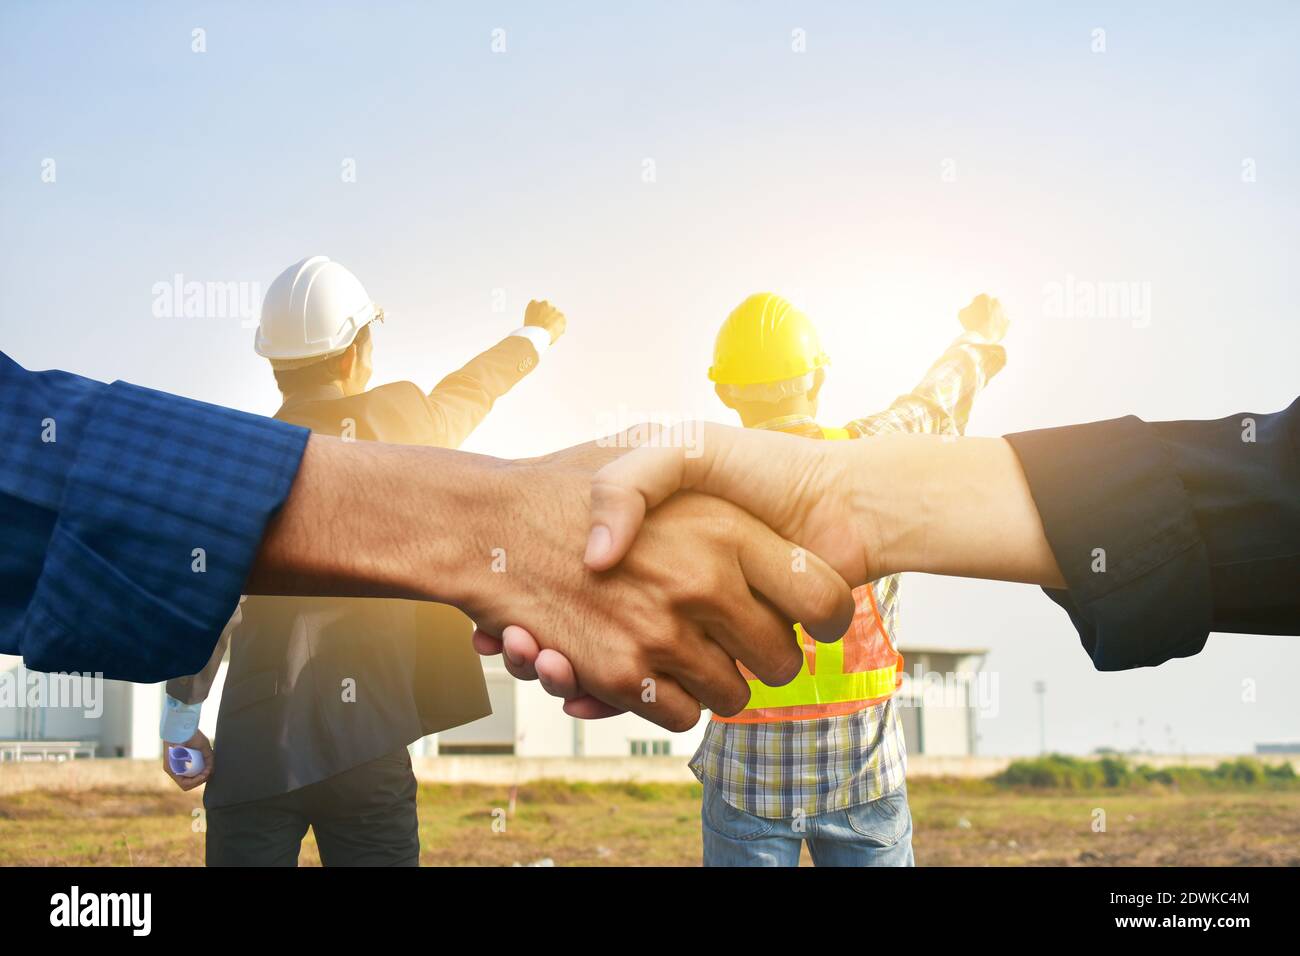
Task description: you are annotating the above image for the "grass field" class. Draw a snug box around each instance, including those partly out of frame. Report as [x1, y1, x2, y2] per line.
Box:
[2, 775, 1297, 866]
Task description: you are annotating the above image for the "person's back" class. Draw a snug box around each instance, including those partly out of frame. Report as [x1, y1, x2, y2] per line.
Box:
[161, 256, 567, 865]
[205, 384, 490, 808]
[691, 292, 1009, 866]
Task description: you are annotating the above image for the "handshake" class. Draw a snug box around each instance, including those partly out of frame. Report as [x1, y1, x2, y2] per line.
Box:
[245, 293, 1055, 732]
[470, 427, 866, 731]
[462, 423, 1060, 728]
[251, 408, 1059, 733]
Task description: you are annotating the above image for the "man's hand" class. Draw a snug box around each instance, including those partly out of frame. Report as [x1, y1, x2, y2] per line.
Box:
[958, 293, 1008, 341]
[162, 730, 213, 792]
[582, 425, 1064, 590]
[476, 425, 870, 720]
[585, 424, 874, 585]
[524, 299, 566, 345]
[473, 623, 626, 719]
[503, 424, 1060, 720]
[250, 433, 855, 732]
[470, 458, 854, 730]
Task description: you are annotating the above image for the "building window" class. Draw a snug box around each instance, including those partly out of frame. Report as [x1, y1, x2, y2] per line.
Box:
[629, 740, 671, 757]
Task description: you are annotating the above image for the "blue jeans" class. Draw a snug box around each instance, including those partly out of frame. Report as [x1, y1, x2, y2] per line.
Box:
[701, 780, 914, 867]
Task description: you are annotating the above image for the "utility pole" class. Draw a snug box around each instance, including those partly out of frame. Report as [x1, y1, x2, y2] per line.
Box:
[572, 714, 585, 757]
[1033, 680, 1047, 754]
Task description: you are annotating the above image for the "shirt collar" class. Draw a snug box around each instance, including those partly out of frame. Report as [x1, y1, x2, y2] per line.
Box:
[277, 383, 346, 413]
[752, 413, 818, 432]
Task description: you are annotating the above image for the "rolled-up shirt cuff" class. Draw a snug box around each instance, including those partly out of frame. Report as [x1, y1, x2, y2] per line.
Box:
[161, 696, 203, 744]
[1005, 416, 1214, 670]
[22, 381, 309, 682]
[509, 326, 551, 358]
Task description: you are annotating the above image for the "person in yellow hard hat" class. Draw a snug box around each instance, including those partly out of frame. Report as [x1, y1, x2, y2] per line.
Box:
[685, 291, 1010, 865]
[485, 290, 1009, 866]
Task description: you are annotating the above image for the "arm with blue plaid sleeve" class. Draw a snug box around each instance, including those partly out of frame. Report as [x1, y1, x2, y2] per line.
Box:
[845, 296, 1008, 438]
[0, 352, 309, 682]
[2, 352, 861, 730]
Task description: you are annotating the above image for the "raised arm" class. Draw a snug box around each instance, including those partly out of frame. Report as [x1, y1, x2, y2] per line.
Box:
[426, 300, 566, 448]
[848, 295, 1008, 437]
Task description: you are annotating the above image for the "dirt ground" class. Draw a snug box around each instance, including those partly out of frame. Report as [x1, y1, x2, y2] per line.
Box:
[1, 780, 1296, 866]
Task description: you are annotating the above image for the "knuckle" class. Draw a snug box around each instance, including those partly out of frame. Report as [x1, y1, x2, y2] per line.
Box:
[637, 626, 677, 661]
[804, 574, 848, 624]
[606, 656, 650, 697]
[689, 561, 731, 602]
[663, 705, 701, 734]
[710, 682, 751, 718]
[765, 645, 803, 687]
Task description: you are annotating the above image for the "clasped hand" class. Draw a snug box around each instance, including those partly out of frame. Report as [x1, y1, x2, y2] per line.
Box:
[472, 425, 866, 726]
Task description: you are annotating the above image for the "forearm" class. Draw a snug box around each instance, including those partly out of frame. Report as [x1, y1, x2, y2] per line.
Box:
[164, 617, 231, 705]
[940, 334, 1007, 435]
[246, 434, 504, 607]
[844, 434, 1064, 586]
[429, 336, 537, 447]
[251, 428, 857, 730]
[162, 615, 232, 742]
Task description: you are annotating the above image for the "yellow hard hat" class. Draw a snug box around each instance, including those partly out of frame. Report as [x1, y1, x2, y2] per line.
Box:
[708, 293, 830, 386]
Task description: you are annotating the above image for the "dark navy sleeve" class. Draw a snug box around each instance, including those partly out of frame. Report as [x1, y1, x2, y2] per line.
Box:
[0, 352, 309, 681]
[1005, 398, 1300, 670]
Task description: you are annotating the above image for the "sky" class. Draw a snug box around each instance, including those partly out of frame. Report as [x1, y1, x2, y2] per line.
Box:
[1, 1, 1297, 755]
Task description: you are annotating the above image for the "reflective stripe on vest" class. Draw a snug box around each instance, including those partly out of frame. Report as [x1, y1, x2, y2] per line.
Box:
[744, 644, 898, 708]
[714, 422, 902, 724]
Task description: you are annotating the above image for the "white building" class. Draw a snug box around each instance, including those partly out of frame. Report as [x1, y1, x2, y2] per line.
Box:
[435, 644, 990, 758]
[1, 645, 988, 762]
[0, 658, 166, 761]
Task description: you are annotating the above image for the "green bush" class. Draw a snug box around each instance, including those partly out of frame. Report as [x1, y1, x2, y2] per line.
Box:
[1266, 761, 1297, 781]
[993, 755, 1299, 791]
[1097, 756, 1132, 788]
[997, 754, 1103, 790]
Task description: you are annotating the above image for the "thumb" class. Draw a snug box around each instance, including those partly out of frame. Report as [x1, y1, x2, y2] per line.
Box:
[585, 424, 716, 569]
[586, 422, 806, 570]
[584, 456, 661, 570]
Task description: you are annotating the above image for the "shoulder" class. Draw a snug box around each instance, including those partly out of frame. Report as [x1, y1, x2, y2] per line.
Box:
[366, 380, 430, 409]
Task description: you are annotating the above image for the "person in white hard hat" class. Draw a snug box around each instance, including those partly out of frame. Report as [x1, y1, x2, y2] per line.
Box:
[161, 255, 566, 866]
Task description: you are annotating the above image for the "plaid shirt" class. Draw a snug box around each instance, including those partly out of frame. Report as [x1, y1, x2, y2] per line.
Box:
[0, 352, 309, 681]
[690, 330, 1006, 819]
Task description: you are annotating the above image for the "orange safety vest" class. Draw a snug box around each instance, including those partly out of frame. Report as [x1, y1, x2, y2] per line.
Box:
[713, 425, 904, 725]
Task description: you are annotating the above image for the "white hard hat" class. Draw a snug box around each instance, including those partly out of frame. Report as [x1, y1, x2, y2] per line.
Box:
[255, 256, 381, 369]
